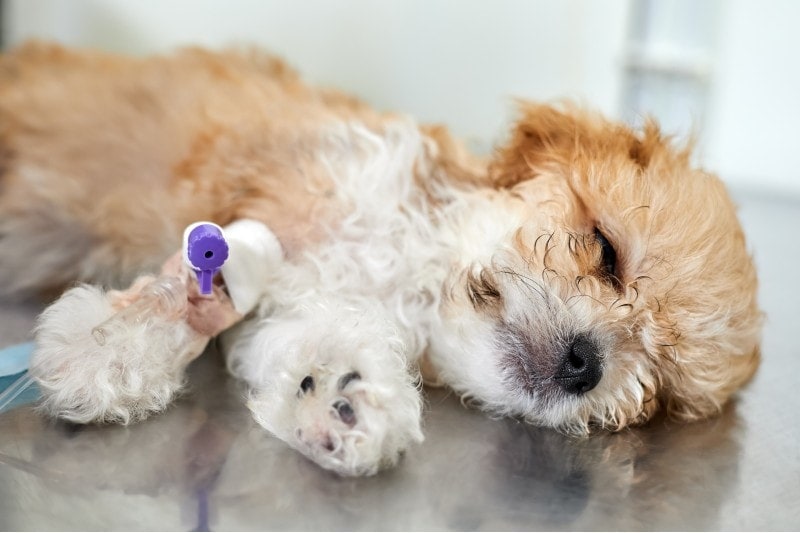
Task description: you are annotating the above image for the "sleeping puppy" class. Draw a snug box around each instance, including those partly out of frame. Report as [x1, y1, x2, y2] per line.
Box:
[0, 42, 761, 475]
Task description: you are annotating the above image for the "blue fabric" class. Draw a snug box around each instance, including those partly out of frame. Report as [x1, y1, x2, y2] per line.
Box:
[0, 342, 34, 377]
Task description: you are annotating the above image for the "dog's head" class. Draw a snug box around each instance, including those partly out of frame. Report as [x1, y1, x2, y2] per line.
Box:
[429, 103, 762, 432]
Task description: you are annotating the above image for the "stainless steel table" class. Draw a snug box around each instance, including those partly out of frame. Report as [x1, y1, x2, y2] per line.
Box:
[1, 192, 798, 530]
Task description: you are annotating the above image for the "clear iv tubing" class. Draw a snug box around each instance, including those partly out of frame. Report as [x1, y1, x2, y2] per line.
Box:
[91, 276, 187, 346]
[0, 371, 34, 413]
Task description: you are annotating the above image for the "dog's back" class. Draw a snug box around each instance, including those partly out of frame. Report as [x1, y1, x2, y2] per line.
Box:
[0, 42, 397, 297]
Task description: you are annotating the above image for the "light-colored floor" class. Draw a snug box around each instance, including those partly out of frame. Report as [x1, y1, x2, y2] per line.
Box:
[0, 190, 798, 530]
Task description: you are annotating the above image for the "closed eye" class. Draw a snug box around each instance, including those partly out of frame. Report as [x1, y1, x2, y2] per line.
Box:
[594, 228, 621, 288]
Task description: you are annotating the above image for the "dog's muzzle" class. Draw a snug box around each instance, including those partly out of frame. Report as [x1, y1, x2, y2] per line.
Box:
[554, 335, 602, 394]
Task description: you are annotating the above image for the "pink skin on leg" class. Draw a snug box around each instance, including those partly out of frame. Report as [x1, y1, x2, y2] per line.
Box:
[160, 250, 243, 337]
[104, 250, 243, 361]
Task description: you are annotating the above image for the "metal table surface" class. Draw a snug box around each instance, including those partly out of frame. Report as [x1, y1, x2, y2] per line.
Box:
[0, 192, 798, 531]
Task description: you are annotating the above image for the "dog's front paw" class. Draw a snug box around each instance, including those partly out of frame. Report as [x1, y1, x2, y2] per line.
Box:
[31, 277, 204, 424]
[238, 312, 425, 476]
[249, 365, 423, 476]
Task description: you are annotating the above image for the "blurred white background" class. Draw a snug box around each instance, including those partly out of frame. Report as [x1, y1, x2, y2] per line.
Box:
[3, 0, 799, 195]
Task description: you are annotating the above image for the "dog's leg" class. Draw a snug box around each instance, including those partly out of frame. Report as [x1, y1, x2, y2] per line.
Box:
[30, 218, 280, 425]
[30, 252, 242, 425]
[227, 302, 424, 476]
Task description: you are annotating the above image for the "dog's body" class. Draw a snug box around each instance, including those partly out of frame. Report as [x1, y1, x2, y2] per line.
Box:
[0, 43, 762, 475]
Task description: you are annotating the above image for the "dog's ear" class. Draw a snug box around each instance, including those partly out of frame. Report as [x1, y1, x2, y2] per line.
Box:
[489, 102, 585, 188]
[642, 305, 762, 423]
[489, 102, 659, 189]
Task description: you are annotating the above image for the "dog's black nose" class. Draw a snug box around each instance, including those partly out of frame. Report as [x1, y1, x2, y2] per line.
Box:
[555, 335, 602, 395]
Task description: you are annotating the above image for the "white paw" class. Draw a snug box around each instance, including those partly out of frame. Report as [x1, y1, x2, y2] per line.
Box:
[249, 365, 423, 476]
[234, 307, 424, 476]
[30, 278, 205, 424]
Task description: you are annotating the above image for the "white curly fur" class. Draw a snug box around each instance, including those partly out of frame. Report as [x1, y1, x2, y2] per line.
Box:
[224, 122, 437, 474]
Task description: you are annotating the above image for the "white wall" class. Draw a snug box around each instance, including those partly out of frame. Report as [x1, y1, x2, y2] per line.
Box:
[704, 0, 800, 195]
[3, 0, 629, 154]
